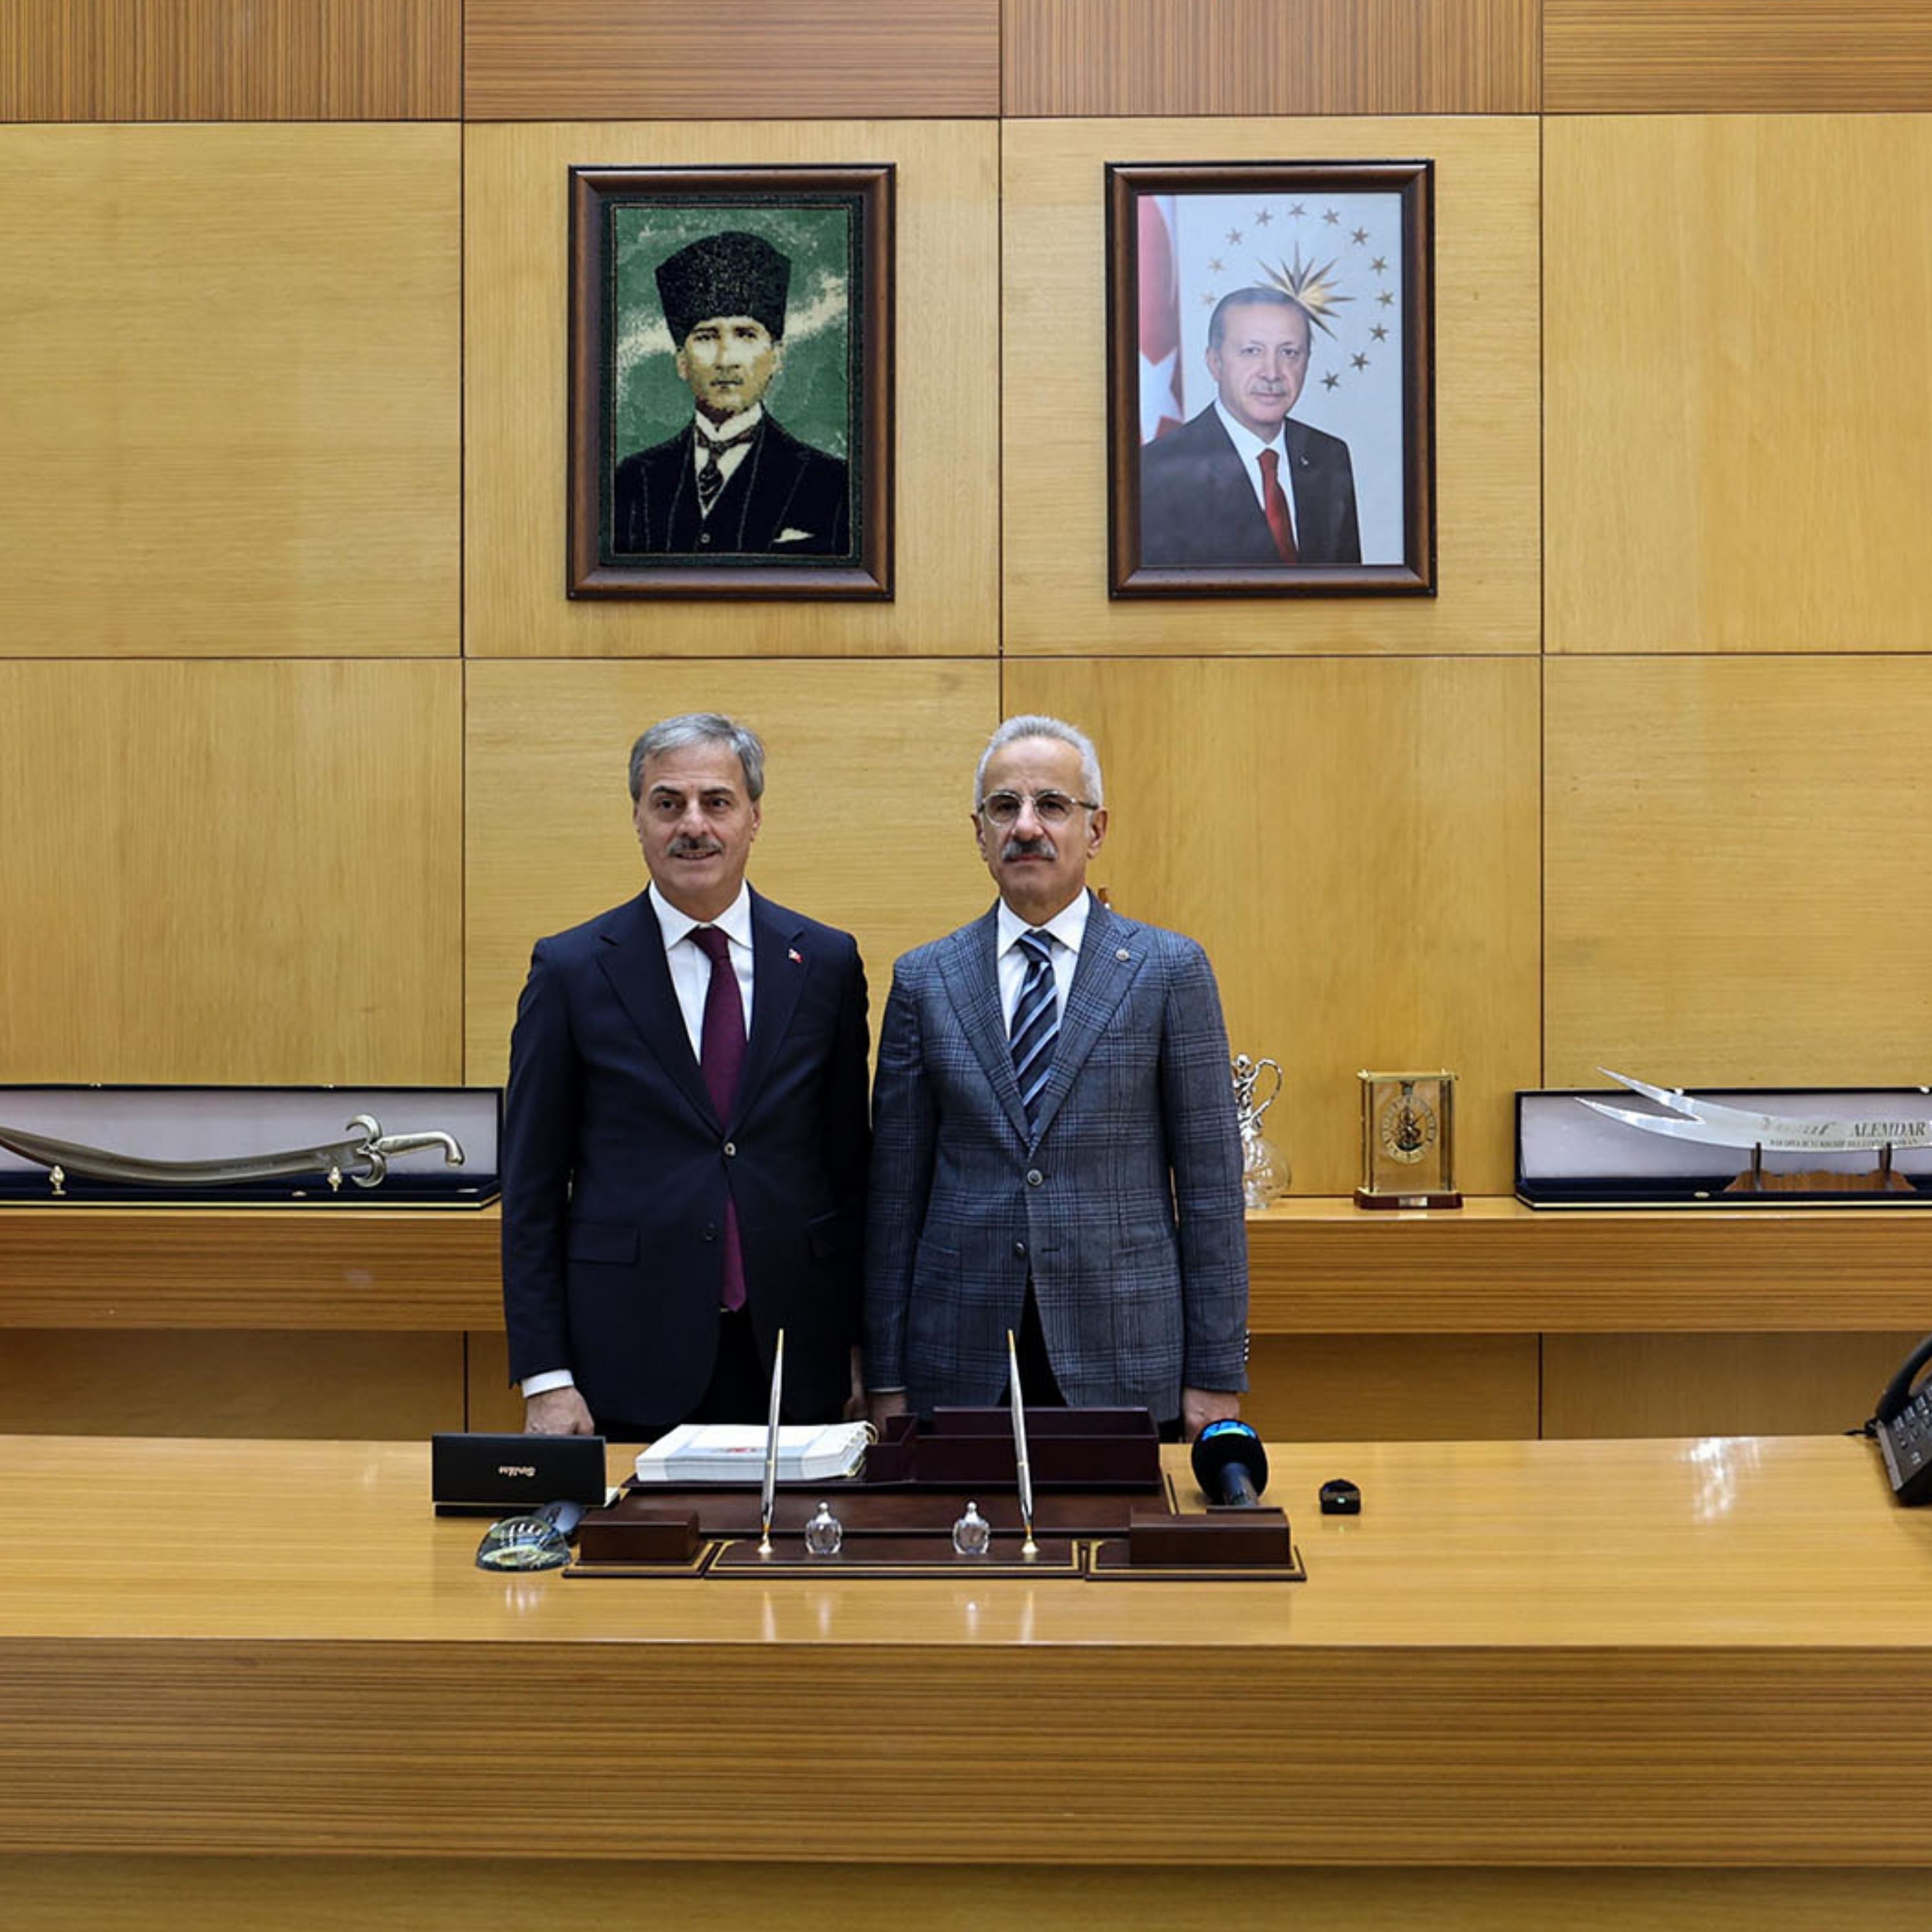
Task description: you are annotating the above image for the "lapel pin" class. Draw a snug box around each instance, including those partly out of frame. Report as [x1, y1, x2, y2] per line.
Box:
[1116, 948, 1130, 962]
[788, 947, 804, 965]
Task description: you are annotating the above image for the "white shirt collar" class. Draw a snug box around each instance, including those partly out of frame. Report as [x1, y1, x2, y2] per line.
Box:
[1212, 396, 1287, 468]
[692, 402, 765, 444]
[997, 889, 1092, 960]
[647, 880, 754, 954]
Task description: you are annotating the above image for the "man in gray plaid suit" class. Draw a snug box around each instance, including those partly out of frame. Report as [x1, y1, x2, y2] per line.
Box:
[864, 716, 1248, 1441]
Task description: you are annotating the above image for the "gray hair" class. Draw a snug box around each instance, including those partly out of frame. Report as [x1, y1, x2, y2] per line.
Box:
[1207, 283, 1310, 352]
[627, 713, 767, 803]
[974, 714, 1104, 809]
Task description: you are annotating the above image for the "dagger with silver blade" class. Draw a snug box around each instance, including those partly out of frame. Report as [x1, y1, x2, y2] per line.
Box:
[0, 1114, 465, 1191]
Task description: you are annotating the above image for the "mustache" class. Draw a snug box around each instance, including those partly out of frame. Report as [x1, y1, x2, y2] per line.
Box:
[1001, 836, 1056, 861]
[668, 837, 724, 858]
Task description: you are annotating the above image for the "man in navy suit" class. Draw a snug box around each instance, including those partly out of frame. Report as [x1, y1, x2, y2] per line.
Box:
[864, 716, 1248, 1442]
[611, 231, 851, 559]
[1139, 285, 1361, 570]
[502, 713, 870, 1437]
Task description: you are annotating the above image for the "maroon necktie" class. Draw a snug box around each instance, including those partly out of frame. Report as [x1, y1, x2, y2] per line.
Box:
[1258, 448, 1298, 563]
[692, 926, 746, 1311]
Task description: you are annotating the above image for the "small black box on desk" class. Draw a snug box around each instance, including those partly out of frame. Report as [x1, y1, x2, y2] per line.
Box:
[431, 1432, 609, 1516]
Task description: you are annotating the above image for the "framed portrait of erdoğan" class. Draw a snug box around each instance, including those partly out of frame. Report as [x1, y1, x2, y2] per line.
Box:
[1105, 159, 1435, 599]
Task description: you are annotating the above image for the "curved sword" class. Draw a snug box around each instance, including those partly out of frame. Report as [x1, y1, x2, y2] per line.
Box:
[0, 1114, 465, 1190]
[1584, 1072, 1932, 1153]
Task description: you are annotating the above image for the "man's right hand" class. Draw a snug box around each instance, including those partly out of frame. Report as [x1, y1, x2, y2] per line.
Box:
[524, 1386, 596, 1436]
[867, 1390, 910, 1431]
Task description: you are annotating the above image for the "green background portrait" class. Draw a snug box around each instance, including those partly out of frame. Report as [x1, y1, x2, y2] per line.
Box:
[610, 200, 856, 461]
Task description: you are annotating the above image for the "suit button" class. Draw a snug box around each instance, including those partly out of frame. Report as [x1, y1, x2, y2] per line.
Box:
[1026, 1170, 1043, 1187]
[1013, 1240, 1027, 1259]
[722, 1141, 736, 1157]
[698, 531, 712, 546]
[702, 1224, 717, 1242]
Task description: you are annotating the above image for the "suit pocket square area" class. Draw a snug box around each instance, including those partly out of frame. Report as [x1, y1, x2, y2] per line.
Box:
[773, 528, 816, 544]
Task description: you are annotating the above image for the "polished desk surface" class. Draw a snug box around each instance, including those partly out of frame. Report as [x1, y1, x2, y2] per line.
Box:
[0, 1431, 1923, 1646]
[2, 1433, 1930, 1866]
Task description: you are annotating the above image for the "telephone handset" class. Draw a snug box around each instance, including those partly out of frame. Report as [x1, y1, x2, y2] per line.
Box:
[1869, 1333, 1932, 1504]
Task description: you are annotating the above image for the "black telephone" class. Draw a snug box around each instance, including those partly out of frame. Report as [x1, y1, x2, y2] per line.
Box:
[1870, 1334, 1932, 1504]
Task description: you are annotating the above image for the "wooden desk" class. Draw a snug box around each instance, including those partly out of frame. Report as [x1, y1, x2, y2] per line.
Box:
[0, 1433, 1928, 1929]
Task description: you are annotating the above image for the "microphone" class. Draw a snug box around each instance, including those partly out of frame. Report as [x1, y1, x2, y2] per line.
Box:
[1191, 1419, 1269, 1508]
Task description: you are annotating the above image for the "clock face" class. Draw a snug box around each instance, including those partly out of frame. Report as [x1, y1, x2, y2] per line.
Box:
[1377, 1084, 1438, 1165]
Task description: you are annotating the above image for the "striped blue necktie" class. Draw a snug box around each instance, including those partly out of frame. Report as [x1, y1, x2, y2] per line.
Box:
[1009, 929, 1058, 1131]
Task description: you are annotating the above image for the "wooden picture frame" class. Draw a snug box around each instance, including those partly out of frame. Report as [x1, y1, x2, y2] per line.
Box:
[568, 164, 894, 600]
[1106, 160, 1435, 599]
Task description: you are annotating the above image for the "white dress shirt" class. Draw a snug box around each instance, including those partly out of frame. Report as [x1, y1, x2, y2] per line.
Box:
[995, 890, 1091, 1032]
[689, 402, 765, 506]
[648, 881, 756, 1056]
[1212, 397, 1299, 546]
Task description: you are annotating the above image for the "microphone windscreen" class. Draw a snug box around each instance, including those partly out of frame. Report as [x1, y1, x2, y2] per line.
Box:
[1191, 1418, 1269, 1500]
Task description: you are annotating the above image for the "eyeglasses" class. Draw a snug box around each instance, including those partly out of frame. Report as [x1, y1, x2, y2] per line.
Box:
[976, 790, 1100, 828]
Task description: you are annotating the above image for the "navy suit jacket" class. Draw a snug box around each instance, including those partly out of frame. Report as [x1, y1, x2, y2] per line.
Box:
[864, 896, 1247, 1423]
[1139, 406, 1361, 568]
[501, 887, 870, 1427]
[611, 414, 851, 558]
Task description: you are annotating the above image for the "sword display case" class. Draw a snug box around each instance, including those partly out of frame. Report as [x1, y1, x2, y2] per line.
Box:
[1517, 1085, 1932, 1209]
[0, 1085, 500, 1207]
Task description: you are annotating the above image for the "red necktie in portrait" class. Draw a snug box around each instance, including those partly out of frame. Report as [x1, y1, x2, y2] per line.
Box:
[1258, 448, 1298, 564]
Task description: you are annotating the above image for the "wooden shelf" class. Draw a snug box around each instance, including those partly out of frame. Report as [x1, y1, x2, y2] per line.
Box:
[0, 1205, 501, 1330]
[1247, 1197, 1932, 1334]
[3, 1197, 1929, 1336]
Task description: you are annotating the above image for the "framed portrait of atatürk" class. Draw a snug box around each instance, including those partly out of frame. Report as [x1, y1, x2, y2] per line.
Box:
[568, 164, 894, 599]
[1105, 160, 1435, 599]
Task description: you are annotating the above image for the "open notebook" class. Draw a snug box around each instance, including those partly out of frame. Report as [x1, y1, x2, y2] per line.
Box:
[634, 1421, 871, 1484]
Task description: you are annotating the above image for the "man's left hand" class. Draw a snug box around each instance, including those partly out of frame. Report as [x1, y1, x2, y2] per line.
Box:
[1181, 1386, 1240, 1444]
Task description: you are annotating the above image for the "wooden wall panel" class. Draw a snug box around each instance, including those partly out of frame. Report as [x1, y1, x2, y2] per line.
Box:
[1547, 2, 1932, 114]
[465, 121, 998, 658]
[467, 1329, 525, 1432]
[0, 1332, 463, 1437]
[0, 662, 463, 1085]
[0, 0, 459, 121]
[0, 125, 460, 658]
[1005, 658, 1542, 1194]
[1546, 656, 1932, 1088]
[464, 659, 999, 1085]
[1542, 1333, 1919, 1441]
[1, 1859, 1926, 1932]
[1002, 118, 1540, 656]
[465, 1, 998, 120]
[1244, 1335, 1539, 1441]
[1006, 0, 1538, 117]
[1547, 116, 1932, 654]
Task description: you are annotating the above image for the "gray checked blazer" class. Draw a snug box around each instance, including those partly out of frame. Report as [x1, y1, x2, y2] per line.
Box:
[863, 894, 1248, 1422]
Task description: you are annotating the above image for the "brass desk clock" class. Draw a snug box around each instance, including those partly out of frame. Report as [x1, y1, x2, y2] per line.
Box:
[1356, 1070, 1461, 1210]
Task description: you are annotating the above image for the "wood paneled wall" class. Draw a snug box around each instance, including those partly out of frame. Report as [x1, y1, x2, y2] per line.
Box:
[5, 2, 1932, 1440]
[1003, 0, 1540, 116]
[0, 1, 460, 121]
[1544, 2, 1932, 113]
[465, 1, 1000, 120]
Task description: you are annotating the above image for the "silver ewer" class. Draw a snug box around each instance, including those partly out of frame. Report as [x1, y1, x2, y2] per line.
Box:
[1231, 1054, 1289, 1208]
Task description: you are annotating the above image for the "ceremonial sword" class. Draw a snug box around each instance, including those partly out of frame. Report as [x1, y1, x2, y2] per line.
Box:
[0, 1114, 465, 1191]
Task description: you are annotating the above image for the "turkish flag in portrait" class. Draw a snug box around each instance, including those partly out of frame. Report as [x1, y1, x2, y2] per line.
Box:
[1137, 195, 1185, 442]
